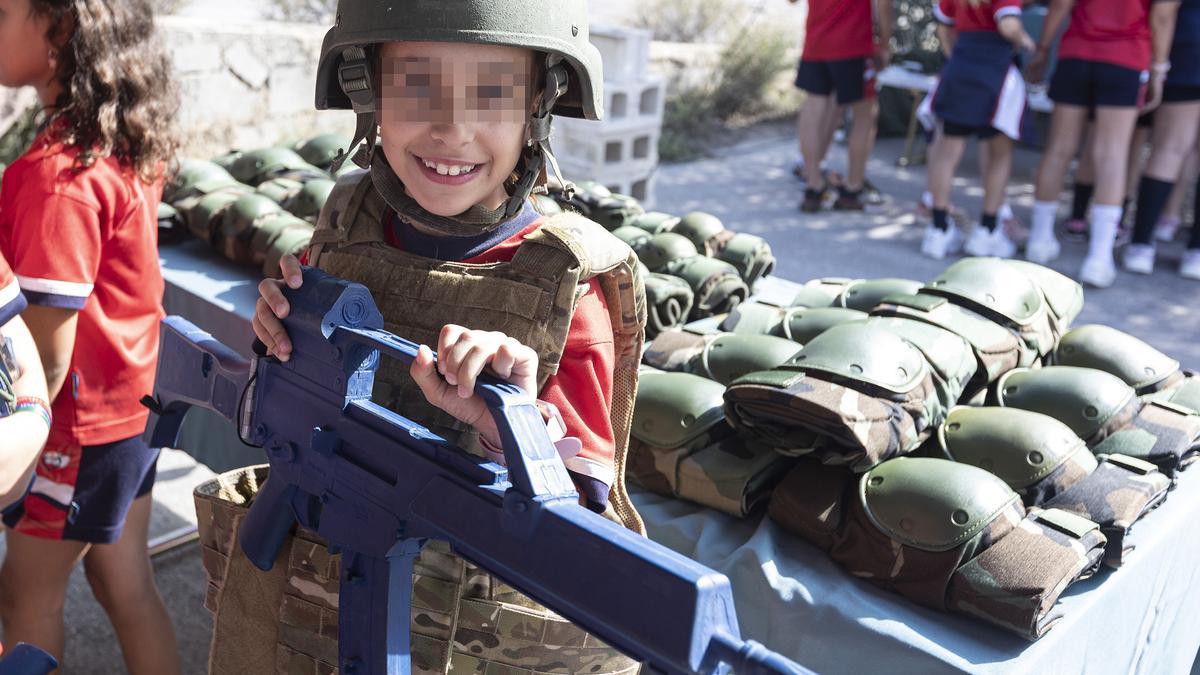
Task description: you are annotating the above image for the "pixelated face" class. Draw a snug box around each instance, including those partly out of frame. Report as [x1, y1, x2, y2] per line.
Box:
[0, 0, 55, 89]
[378, 41, 535, 218]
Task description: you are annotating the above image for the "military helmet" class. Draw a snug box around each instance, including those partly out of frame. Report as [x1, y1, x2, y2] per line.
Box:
[295, 133, 349, 170]
[315, 0, 603, 120]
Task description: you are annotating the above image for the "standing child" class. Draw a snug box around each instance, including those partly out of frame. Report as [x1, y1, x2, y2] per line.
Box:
[921, 0, 1035, 259]
[0, 0, 181, 672]
[250, 1, 646, 672]
[789, 0, 892, 212]
[1024, 0, 1179, 287]
[1, 252, 49, 512]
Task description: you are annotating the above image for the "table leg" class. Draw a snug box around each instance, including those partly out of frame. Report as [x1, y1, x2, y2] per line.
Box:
[897, 89, 923, 168]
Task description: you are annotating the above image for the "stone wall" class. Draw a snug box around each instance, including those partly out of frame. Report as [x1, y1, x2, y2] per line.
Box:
[159, 16, 352, 159]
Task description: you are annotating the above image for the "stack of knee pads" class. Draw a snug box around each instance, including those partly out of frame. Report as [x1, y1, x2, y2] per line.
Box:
[548, 181, 777, 337]
[159, 134, 349, 278]
[630, 256, 1200, 640]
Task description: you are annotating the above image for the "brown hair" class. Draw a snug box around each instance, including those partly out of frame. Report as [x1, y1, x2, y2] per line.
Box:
[33, 0, 179, 183]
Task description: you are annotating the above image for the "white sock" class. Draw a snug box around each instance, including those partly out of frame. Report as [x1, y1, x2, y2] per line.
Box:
[1088, 204, 1122, 259]
[1031, 201, 1057, 241]
[922, 191, 934, 209]
[999, 202, 1013, 221]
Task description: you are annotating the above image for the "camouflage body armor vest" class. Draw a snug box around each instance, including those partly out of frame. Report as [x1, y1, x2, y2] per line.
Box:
[296, 170, 646, 673]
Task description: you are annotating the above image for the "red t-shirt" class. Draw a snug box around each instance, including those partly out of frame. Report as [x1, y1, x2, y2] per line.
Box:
[0, 252, 26, 327]
[303, 213, 619, 493]
[935, 0, 1024, 32]
[803, 0, 876, 60]
[0, 131, 165, 446]
[1059, 0, 1154, 71]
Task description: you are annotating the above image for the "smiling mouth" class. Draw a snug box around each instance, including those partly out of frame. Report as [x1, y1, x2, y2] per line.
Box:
[416, 155, 483, 177]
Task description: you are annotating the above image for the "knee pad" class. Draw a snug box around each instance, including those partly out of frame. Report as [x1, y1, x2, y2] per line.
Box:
[835, 278, 923, 313]
[640, 266, 694, 339]
[1054, 324, 1183, 394]
[628, 371, 793, 516]
[643, 330, 802, 385]
[940, 406, 1170, 566]
[768, 457, 1106, 639]
[997, 366, 1200, 477]
[672, 212, 776, 287]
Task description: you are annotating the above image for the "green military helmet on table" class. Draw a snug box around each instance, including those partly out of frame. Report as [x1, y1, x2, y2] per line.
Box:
[294, 133, 349, 171]
[217, 194, 285, 265]
[283, 179, 336, 222]
[996, 366, 1200, 477]
[628, 211, 680, 235]
[643, 329, 802, 385]
[166, 159, 242, 204]
[628, 370, 793, 517]
[939, 406, 1169, 567]
[724, 321, 939, 468]
[637, 261, 694, 339]
[230, 147, 330, 187]
[767, 456, 1107, 640]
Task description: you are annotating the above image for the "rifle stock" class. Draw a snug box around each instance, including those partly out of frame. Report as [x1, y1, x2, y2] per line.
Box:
[145, 267, 812, 675]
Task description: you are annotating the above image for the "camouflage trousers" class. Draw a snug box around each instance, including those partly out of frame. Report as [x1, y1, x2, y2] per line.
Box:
[196, 466, 640, 675]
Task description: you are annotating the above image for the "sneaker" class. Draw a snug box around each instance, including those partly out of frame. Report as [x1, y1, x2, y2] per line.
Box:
[1079, 253, 1117, 288]
[1182, 249, 1200, 280]
[862, 178, 885, 206]
[1063, 218, 1088, 237]
[921, 223, 964, 260]
[833, 187, 865, 211]
[1155, 217, 1182, 242]
[800, 187, 825, 213]
[999, 203, 1028, 245]
[965, 226, 1018, 259]
[1122, 243, 1156, 275]
[1115, 224, 1133, 248]
[1025, 234, 1062, 264]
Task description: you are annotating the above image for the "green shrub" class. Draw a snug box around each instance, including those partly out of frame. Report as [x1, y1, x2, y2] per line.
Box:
[0, 107, 39, 167]
[632, 0, 747, 43]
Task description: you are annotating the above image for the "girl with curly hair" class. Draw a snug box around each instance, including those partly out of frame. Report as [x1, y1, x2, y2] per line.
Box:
[0, 0, 181, 671]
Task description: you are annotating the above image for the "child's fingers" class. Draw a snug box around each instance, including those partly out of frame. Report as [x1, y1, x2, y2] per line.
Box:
[455, 343, 497, 398]
[495, 340, 538, 394]
[411, 344, 449, 403]
[258, 278, 291, 319]
[436, 325, 470, 381]
[280, 255, 303, 289]
[252, 311, 292, 362]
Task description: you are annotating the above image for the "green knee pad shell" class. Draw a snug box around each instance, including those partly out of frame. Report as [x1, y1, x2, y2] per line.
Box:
[768, 457, 1106, 639]
[940, 406, 1170, 566]
[283, 179, 336, 222]
[663, 256, 749, 320]
[1055, 324, 1181, 394]
[779, 307, 869, 343]
[167, 159, 240, 203]
[627, 211, 680, 235]
[643, 330, 801, 385]
[640, 264, 694, 339]
[638, 233, 698, 273]
[866, 316, 978, 415]
[837, 278, 923, 313]
[611, 226, 652, 255]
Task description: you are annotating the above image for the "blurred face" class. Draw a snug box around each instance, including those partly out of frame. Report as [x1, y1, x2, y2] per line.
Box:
[0, 0, 54, 89]
[378, 41, 535, 218]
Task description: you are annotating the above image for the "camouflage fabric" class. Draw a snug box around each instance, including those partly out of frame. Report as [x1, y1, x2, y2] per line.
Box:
[723, 323, 942, 470]
[629, 432, 794, 517]
[767, 459, 1105, 640]
[864, 316, 977, 414]
[720, 303, 864, 342]
[642, 329, 801, 385]
[641, 270, 693, 339]
[663, 256, 749, 321]
[1143, 376, 1200, 415]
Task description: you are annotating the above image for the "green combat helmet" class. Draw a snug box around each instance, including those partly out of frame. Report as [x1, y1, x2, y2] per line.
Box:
[230, 147, 330, 187]
[295, 133, 349, 171]
[315, 0, 605, 218]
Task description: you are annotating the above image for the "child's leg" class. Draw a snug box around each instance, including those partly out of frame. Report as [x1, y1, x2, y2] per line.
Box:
[983, 134, 1015, 222]
[845, 96, 879, 192]
[1081, 105, 1140, 284]
[800, 93, 835, 190]
[1130, 103, 1200, 245]
[1162, 146, 1198, 224]
[0, 532, 89, 665]
[81, 494, 181, 675]
[927, 128, 967, 218]
[1028, 104, 1088, 260]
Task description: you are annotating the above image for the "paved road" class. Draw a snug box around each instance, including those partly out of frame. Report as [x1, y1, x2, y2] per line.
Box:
[653, 131, 1200, 369]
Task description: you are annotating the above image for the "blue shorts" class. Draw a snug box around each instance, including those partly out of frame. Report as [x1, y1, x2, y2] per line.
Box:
[795, 57, 877, 105]
[2, 436, 159, 544]
[1049, 58, 1146, 109]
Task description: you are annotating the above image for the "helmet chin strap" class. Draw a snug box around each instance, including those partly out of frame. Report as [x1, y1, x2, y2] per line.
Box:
[332, 47, 576, 225]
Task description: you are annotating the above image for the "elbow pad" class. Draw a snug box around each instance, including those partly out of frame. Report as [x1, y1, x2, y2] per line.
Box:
[769, 457, 1106, 640]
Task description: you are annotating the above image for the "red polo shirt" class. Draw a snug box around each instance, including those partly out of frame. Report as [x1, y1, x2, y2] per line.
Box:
[0, 130, 164, 446]
[1059, 0, 1154, 71]
[803, 0, 876, 60]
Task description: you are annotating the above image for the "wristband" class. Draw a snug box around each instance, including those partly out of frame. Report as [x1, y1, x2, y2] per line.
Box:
[13, 396, 52, 429]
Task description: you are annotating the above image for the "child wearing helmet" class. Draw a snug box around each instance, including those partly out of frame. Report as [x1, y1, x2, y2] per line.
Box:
[251, 1, 645, 672]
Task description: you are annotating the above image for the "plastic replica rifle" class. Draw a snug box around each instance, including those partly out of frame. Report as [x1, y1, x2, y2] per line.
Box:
[0, 644, 57, 675]
[143, 267, 812, 675]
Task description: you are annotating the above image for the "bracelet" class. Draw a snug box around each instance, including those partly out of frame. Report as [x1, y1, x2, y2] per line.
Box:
[13, 396, 52, 429]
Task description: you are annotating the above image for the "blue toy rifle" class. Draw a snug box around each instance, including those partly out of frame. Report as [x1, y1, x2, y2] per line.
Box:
[0, 644, 57, 675]
[143, 267, 812, 675]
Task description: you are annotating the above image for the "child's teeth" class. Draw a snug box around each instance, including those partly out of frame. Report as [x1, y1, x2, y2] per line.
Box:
[422, 158, 477, 177]
[448, 165, 461, 176]
[436, 164, 449, 175]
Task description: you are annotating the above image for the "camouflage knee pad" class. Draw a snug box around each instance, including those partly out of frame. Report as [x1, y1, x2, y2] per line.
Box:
[997, 366, 1200, 477]
[639, 233, 749, 319]
[639, 265, 694, 339]
[724, 320, 970, 469]
[923, 258, 1081, 366]
[1054, 324, 1188, 395]
[627, 371, 794, 516]
[642, 329, 801, 385]
[940, 407, 1170, 567]
[825, 277, 923, 313]
[719, 303, 866, 343]
[673, 212, 776, 287]
[768, 457, 1106, 640]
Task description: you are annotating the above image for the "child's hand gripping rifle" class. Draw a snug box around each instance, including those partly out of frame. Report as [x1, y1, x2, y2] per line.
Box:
[144, 267, 812, 675]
